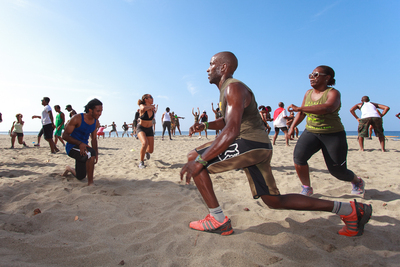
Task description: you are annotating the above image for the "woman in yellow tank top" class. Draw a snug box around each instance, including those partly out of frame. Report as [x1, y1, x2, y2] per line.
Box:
[287, 66, 364, 197]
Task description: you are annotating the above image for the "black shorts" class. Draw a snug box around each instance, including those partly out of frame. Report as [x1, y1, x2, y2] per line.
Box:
[293, 130, 354, 181]
[68, 145, 97, 180]
[38, 128, 44, 137]
[43, 124, 54, 140]
[137, 124, 154, 137]
[15, 132, 24, 137]
[195, 139, 280, 198]
[274, 126, 288, 133]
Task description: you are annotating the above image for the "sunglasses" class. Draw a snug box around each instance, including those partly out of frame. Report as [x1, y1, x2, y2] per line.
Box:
[146, 96, 153, 99]
[308, 72, 327, 79]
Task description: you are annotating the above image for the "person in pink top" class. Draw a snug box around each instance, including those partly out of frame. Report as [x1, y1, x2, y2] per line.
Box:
[97, 125, 106, 139]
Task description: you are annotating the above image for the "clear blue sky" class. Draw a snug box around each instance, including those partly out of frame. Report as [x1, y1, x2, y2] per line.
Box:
[1, 0, 399, 133]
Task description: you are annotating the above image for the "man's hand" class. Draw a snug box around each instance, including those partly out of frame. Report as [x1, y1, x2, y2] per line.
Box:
[180, 161, 204, 185]
[189, 122, 204, 137]
[79, 143, 89, 156]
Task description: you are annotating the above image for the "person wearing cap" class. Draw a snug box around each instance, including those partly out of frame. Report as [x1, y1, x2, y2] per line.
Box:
[65, 105, 77, 118]
[32, 97, 58, 153]
[199, 110, 208, 139]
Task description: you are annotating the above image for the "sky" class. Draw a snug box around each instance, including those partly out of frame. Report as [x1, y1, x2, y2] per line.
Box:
[1, 0, 399, 133]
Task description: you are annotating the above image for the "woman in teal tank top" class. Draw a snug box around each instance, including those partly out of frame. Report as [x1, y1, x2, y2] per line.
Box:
[10, 113, 28, 148]
[287, 66, 364, 197]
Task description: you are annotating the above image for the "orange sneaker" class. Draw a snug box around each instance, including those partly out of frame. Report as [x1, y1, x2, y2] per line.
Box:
[338, 199, 372, 237]
[189, 214, 234, 236]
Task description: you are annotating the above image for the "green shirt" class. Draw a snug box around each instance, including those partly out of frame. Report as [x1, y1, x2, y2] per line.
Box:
[304, 88, 344, 134]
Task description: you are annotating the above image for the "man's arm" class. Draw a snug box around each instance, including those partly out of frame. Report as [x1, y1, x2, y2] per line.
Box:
[396, 113, 400, 119]
[62, 115, 88, 155]
[374, 103, 390, 117]
[181, 82, 249, 182]
[91, 120, 100, 163]
[350, 103, 362, 121]
[48, 109, 55, 128]
[211, 102, 217, 114]
[198, 83, 248, 162]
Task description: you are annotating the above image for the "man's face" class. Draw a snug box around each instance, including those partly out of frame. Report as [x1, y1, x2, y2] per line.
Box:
[207, 56, 222, 85]
[90, 105, 103, 120]
[66, 107, 72, 111]
[41, 99, 46, 106]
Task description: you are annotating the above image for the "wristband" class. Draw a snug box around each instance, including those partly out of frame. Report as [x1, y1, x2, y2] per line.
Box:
[195, 154, 207, 166]
[202, 122, 209, 130]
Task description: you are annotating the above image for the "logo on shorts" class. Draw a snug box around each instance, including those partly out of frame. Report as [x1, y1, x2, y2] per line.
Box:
[218, 143, 239, 161]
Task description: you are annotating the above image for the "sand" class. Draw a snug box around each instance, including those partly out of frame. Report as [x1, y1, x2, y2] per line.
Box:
[1, 134, 399, 266]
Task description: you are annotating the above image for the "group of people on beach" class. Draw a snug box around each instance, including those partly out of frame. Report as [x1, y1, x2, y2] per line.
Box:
[178, 51, 381, 238]
[7, 98, 77, 152]
[4, 51, 399, 240]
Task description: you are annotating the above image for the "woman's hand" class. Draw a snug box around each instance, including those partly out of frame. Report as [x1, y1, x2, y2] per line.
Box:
[288, 104, 300, 113]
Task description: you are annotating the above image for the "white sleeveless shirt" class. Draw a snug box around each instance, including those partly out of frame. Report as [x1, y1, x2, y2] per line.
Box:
[163, 112, 171, 122]
[361, 102, 380, 118]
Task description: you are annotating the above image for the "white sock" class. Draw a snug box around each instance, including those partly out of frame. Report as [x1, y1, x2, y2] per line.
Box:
[332, 201, 352, 216]
[209, 206, 225, 223]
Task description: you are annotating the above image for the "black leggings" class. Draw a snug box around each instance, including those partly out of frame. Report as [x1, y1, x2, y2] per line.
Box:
[162, 121, 171, 139]
[293, 130, 354, 181]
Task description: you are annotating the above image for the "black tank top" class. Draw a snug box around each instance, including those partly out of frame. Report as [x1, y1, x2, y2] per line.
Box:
[139, 110, 154, 121]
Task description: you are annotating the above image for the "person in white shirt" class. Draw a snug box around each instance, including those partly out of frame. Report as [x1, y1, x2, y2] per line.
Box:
[32, 97, 58, 153]
[350, 96, 390, 152]
[161, 107, 173, 141]
[272, 102, 292, 146]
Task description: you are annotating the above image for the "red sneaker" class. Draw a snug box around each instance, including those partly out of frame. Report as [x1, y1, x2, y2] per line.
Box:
[338, 199, 372, 237]
[189, 214, 234, 236]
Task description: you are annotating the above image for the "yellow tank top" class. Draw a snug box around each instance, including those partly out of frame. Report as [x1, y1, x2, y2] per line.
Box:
[219, 78, 270, 143]
[304, 88, 344, 133]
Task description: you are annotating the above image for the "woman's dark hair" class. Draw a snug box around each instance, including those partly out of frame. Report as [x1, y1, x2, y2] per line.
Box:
[317, 65, 336, 86]
[266, 106, 271, 112]
[85, 98, 103, 113]
[166, 107, 170, 112]
[138, 94, 151, 106]
[258, 105, 266, 111]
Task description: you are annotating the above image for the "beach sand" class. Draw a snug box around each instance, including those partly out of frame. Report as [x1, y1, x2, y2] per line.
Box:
[1, 134, 399, 266]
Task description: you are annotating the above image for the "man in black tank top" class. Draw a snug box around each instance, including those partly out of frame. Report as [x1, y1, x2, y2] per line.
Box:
[179, 52, 372, 237]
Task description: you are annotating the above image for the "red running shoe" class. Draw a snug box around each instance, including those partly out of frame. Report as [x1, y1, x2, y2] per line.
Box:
[189, 214, 234, 236]
[338, 199, 372, 237]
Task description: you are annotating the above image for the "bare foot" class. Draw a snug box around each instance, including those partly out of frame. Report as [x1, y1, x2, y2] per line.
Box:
[62, 166, 75, 176]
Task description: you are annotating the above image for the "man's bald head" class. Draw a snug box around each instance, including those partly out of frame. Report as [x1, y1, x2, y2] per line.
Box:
[213, 51, 238, 75]
[361, 96, 370, 102]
